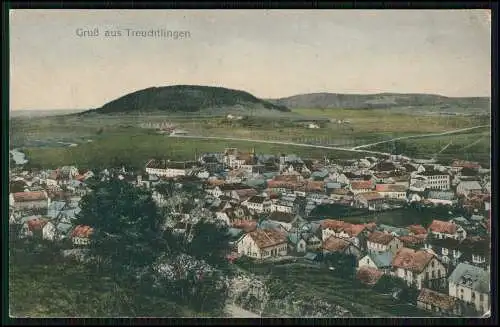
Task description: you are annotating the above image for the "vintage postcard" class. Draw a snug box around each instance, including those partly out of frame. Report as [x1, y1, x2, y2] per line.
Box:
[8, 9, 491, 318]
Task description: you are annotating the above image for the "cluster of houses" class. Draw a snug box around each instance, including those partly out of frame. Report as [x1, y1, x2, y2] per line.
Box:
[9, 148, 491, 317]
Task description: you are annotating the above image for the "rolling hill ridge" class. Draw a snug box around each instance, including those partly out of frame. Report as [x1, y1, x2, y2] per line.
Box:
[267, 93, 490, 113]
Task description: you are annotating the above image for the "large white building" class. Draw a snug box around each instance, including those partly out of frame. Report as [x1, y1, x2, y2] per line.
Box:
[418, 171, 451, 190]
[145, 159, 197, 178]
[448, 263, 490, 315]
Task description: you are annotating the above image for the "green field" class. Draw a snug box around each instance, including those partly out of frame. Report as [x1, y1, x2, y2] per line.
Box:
[22, 133, 371, 170]
[10, 108, 491, 170]
[369, 129, 491, 167]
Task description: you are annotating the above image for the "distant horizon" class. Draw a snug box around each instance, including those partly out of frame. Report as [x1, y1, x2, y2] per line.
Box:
[9, 85, 492, 111]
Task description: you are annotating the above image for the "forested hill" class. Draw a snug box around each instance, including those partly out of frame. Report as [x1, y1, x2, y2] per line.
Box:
[81, 85, 290, 115]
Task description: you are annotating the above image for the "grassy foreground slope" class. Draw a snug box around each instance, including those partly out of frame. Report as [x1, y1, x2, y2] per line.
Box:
[9, 246, 203, 318]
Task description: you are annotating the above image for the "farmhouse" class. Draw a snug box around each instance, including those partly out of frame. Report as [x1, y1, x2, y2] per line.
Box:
[236, 229, 288, 259]
[366, 231, 403, 255]
[349, 180, 373, 194]
[145, 159, 197, 178]
[19, 218, 57, 241]
[391, 248, 446, 290]
[322, 236, 362, 259]
[358, 251, 393, 274]
[427, 220, 466, 241]
[9, 191, 50, 212]
[354, 192, 385, 211]
[375, 184, 407, 199]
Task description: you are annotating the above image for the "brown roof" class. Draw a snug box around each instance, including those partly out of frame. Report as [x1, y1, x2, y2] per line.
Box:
[375, 184, 407, 192]
[428, 220, 458, 234]
[322, 236, 351, 252]
[320, 219, 345, 231]
[392, 248, 435, 273]
[26, 218, 49, 231]
[206, 178, 225, 186]
[331, 188, 352, 195]
[417, 288, 458, 311]
[364, 222, 378, 231]
[233, 189, 258, 201]
[269, 212, 295, 223]
[407, 225, 428, 235]
[343, 223, 367, 237]
[12, 191, 48, 202]
[71, 225, 94, 238]
[356, 266, 384, 286]
[232, 220, 257, 232]
[367, 231, 395, 245]
[351, 181, 373, 190]
[247, 229, 287, 249]
[398, 234, 427, 247]
[356, 192, 383, 201]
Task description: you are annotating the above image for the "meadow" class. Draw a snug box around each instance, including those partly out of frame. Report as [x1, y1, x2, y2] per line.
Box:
[10, 107, 491, 170]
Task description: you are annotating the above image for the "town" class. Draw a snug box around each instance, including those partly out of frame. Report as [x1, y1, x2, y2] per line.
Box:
[9, 147, 491, 317]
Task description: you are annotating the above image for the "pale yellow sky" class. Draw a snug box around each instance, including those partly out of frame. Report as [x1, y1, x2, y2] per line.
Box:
[10, 9, 491, 110]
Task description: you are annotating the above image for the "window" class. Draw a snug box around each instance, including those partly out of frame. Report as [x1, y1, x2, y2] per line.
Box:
[438, 270, 441, 278]
[472, 292, 476, 300]
[480, 294, 484, 302]
[432, 261, 435, 268]
[426, 272, 429, 280]
[432, 271, 435, 279]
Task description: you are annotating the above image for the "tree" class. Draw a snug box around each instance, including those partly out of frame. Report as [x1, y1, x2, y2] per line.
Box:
[188, 219, 230, 269]
[74, 179, 168, 277]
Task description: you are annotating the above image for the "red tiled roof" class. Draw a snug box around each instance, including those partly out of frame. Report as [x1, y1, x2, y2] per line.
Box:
[375, 184, 407, 192]
[71, 225, 94, 238]
[232, 220, 257, 232]
[26, 218, 49, 231]
[392, 248, 435, 273]
[417, 288, 458, 310]
[398, 234, 427, 246]
[407, 225, 427, 235]
[267, 180, 299, 189]
[367, 231, 395, 245]
[364, 222, 378, 231]
[351, 181, 373, 190]
[451, 160, 481, 169]
[428, 220, 457, 234]
[356, 192, 383, 201]
[320, 219, 345, 231]
[356, 266, 384, 286]
[248, 229, 287, 249]
[12, 191, 48, 202]
[343, 223, 367, 237]
[322, 236, 351, 252]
